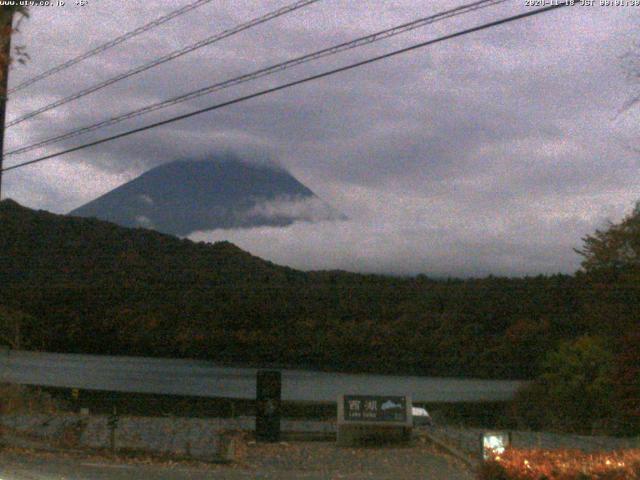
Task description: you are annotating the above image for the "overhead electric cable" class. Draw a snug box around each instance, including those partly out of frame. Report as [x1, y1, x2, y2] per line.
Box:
[2, 2, 571, 174]
[6, 0, 506, 157]
[8, 0, 216, 94]
[6, 0, 323, 128]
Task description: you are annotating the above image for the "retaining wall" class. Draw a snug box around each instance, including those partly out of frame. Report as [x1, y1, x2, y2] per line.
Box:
[0, 413, 246, 461]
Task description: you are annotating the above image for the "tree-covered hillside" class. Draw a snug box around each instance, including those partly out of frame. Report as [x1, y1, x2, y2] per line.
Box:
[0, 199, 630, 383]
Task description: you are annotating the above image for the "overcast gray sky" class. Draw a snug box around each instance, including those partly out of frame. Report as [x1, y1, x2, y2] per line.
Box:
[3, 0, 639, 276]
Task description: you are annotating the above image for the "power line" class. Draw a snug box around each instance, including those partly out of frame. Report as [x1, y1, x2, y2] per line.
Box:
[6, 0, 507, 157]
[1, 3, 571, 174]
[7, 0, 216, 95]
[6, 0, 323, 128]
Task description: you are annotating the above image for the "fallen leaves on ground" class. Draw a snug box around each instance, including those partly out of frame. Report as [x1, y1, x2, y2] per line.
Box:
[478, 448, 640, 480]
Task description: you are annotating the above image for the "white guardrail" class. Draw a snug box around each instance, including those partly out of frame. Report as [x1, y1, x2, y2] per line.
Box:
[0, 349, 524, 403]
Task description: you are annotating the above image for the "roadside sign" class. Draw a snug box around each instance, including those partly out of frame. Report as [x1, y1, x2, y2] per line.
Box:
[337, 394, 412, 446]
[343, 395, 408, 423]
[481, 431, 511, 460]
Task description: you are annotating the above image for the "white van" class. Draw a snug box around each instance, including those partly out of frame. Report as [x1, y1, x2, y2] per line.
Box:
[412, 407, 433, 426]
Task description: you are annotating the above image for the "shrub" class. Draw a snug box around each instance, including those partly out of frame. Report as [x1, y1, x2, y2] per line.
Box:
[477, 448, 640, 480]
[0, 383, 64, 414]
[511, 336, 615, 434]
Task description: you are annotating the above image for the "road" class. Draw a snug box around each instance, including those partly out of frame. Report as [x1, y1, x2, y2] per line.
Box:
[1, 349, 522, 403]
[0, 442, 474, 479]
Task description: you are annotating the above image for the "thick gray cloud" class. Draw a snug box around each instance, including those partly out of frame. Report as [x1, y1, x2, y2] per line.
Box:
[3, 0, 639, 276]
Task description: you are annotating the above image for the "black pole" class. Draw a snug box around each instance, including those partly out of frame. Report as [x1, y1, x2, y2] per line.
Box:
[108, 403, 119, 453]
[256, 370, 281, 442]
[0, 9, 13, 200]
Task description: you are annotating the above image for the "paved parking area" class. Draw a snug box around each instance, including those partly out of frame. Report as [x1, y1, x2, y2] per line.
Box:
[0, 440, 474, 480]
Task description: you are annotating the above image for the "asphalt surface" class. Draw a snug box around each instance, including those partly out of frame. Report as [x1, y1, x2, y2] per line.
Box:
[0, 441, 475, 480]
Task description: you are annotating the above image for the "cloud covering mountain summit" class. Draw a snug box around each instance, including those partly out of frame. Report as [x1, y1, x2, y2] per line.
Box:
[70, 155, 344, 236]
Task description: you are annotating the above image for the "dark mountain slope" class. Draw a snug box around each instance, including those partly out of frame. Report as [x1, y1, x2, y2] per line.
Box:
[70, 156, 343, 236]
[0, 199, 581, 379]
[2, 198, 300, 287]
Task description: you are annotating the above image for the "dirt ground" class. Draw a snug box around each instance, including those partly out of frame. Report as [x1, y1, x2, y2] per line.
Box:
[238, 438, 474, 478]
[0, 438, 475, 479]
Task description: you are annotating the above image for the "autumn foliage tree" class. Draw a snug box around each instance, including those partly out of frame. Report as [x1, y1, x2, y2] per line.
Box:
[0, 6, 29, 91]
[511, 204, 640, 435]
[0, 304, 39, 349]
[572, 203, 640, 434]
[575, 201, 640, 274]
[613, 325, 640, 435]
[512, 336, 615, 434]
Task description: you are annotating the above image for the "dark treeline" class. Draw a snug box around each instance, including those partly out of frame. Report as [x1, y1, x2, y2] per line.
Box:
[0, 199, 635, 387]
[2, 198, 639, 434]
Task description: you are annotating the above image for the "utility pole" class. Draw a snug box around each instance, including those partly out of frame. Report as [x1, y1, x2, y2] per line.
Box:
[0, 9, 14, 200]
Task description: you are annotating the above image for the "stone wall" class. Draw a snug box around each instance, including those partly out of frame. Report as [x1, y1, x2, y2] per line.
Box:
[0, 413, 246, 461]
[0, 413, 338, 460]
[6, 412, 633, 464]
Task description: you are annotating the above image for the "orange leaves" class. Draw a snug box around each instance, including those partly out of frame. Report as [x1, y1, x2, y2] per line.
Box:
[478, 448, 640, 480]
